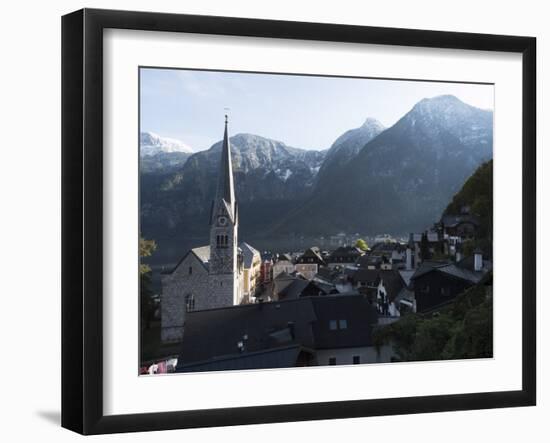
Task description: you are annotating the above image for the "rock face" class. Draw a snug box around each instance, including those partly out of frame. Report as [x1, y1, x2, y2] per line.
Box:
[140, 95, 493, 261]
[316, 117, 385, 183]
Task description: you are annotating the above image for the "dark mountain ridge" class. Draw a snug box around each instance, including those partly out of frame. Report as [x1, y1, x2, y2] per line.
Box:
[140, 95, 493, 262]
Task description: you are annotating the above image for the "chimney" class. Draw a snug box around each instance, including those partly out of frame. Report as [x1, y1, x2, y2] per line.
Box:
[474, 248, 483, 272]
[406, 247, 412, 271]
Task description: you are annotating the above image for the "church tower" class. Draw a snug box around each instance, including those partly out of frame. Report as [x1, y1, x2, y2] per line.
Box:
[209, 115, 240, 306]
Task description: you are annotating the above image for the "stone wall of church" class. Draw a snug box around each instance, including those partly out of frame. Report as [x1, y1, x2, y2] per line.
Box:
[160, 253, 210, 343]
[207, 274, 237, 309]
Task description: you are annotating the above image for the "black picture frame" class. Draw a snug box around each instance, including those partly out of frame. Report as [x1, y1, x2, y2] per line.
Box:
[62, 8, 536, 435]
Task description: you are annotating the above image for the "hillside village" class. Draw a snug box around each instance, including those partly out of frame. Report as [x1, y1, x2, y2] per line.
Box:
[140, 113, 493, 375]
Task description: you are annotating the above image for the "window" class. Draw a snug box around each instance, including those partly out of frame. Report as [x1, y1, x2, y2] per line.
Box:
[216, 234, 229, 249]
[330, 319, 348, 330]
[353, 355, 360, 365]
[188, 266, 192, 275]
[185, 294, 195, 312]
[328, 357, 336, 365]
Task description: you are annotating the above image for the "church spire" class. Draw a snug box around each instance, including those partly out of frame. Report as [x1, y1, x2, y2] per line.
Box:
[215, 114, 235, 211]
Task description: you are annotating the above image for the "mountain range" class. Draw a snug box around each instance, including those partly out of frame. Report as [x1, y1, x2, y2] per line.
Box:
[140, 95, 493, 262]
[140, 132, 193, 174]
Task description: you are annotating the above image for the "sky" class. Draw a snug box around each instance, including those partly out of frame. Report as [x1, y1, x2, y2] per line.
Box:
[140, 68, 494, 152]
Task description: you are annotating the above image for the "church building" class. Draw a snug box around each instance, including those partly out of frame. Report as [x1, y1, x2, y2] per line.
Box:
[160, 116, 245, 343]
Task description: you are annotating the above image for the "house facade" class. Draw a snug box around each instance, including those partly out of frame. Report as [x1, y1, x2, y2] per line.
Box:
[295, 247, 326, 280]
[240, 242, 262, 300]
[272, 254, 295, 279]
[411, 252, 492, 313]
[327, 246, 364, 269]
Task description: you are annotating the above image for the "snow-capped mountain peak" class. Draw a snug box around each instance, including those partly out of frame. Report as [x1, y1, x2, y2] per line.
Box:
[360, 117, 386, 132]
[140, 131, 194, 156]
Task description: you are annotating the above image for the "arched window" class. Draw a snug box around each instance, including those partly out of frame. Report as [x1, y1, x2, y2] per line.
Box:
[185, 294, 195, 312]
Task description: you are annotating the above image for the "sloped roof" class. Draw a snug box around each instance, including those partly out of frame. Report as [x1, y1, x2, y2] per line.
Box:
[192, 245, 210, 263]
[275, 253, 293, 263]
[277, 279, 310, 300]
[240, 242, 260, 269]
[311, 280, 337, 295]
[162, 245, 210, 274]
[352, 269, 380, 284]
[437, 264, 485, 284]
[356, 254, 382, 268]
[378, 270, 405, 302]
[297, 247, 325, 264]
[177, 345, 313, 373]
[370, 242, 406, 253]
[410, 260, 450, 280]
[177, 295, 379, 368]
[328, 246, 364, 262]
[177, 298, 317, 365]
[398, 269, 416, 287]
[411, 255, 492, 284]
[310, 295, 379, 349]
[315, 266, 339, 282]
[273, 272, 300, 297]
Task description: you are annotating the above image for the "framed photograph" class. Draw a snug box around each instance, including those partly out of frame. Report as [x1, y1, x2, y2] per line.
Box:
[62, 8, 536, 435]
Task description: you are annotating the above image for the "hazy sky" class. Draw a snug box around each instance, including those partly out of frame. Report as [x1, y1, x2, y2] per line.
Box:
[140, 68, 494, 151]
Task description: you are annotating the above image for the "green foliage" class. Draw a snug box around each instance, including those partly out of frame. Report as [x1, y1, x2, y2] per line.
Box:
[139, 236, 157, 275]
[355, 238, 369, 251]
[140, 235, 157, 330]
[374, 283, 493, 361]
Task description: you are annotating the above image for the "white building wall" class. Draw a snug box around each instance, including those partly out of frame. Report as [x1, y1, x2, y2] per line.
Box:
[316, 344, 395, 366]
[295, 263, 318, 280]
[272, 261, 295, 278]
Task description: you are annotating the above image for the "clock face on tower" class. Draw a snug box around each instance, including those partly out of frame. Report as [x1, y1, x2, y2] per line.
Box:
[218, 216, 228, 226]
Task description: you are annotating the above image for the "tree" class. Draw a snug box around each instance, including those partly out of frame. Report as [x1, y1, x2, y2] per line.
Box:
[355, 238, 369, 251]
[140, 236, 157, 330]
[140, 236, 157, 275]
[373, 283, 493, 362]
